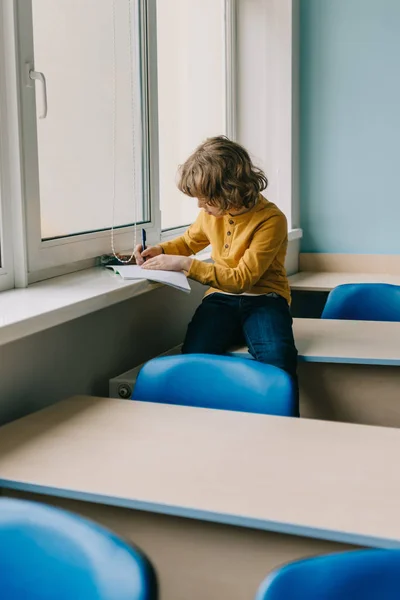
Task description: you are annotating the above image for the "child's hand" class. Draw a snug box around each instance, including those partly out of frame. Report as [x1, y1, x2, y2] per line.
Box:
[142, 254, 192, 272]
[134, 244, 163, 266]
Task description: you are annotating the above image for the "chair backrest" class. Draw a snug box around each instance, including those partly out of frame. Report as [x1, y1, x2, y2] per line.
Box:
[255, 550, 400, 599]
[321, 283, 400, 321]
[0, 497, 158, 600]
[132, 354, 297, 417]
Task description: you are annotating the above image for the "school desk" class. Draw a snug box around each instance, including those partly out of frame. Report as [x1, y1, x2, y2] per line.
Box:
[1, 396, 400, 599]
[288, 271, 400, 292]
[230, 318, 400, 428]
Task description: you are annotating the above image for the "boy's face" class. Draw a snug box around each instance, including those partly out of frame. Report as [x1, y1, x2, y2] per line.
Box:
[197, 198, 225, 218]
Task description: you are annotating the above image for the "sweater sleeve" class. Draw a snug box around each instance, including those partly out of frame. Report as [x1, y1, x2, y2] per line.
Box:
[159, 212, 209, 256]
[188, 213, 287, 293]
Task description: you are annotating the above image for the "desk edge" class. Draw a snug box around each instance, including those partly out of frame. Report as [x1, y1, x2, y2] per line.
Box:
[1, 479, 400, 550]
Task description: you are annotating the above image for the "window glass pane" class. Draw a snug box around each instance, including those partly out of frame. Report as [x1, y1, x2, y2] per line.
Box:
[31, 0, 144, 240]
[157, 0, 226, 230]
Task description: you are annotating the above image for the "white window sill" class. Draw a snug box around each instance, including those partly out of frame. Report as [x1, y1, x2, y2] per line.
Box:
[0, 268, 163, 347]
[288, 228, 302, 242]
[0, 229, 301, 347]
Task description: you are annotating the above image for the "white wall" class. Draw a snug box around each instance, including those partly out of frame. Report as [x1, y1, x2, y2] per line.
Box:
[237, 0, 299, 228]
[0, 282, 204, 425]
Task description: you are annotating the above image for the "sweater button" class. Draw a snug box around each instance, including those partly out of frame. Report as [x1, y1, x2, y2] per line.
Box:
[225, 244, 229, 249]
[229, 220, 234, 225]
[227, 231, 231, 236]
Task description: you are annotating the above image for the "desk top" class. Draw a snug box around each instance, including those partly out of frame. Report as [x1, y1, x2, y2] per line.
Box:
[289, 271, 400, 292]
[231, 318, 400, 366]
[1, 396, 400, 549]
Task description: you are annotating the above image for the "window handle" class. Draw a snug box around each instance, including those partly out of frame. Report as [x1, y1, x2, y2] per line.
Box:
[26, 63, 48, 119]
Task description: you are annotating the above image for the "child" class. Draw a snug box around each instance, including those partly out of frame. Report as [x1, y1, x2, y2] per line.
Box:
[135, 136, 298, 404]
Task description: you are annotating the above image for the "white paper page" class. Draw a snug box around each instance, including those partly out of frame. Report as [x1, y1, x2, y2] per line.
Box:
[107, 265, 191, 293]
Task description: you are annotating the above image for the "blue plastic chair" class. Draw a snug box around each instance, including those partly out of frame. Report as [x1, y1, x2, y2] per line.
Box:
[132, 354, 297, 417]
[321, 283, 400, 321]
[255, 550, 400, 599]
[0, 497, 158, 600]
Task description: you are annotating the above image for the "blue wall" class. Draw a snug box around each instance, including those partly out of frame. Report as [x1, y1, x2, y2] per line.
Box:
[300, 0, 400, 254]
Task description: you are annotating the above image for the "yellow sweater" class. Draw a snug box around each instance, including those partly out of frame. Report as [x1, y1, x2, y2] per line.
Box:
[160, 195, 291, 303]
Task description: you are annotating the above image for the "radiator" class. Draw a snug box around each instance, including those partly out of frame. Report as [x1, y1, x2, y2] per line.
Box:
[109, 345, 183, 399]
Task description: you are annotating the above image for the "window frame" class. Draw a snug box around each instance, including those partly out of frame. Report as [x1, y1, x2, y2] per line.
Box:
[0, 0, 22, 291]
[16, 0, 161, 278]
[224, 0, 237, 143]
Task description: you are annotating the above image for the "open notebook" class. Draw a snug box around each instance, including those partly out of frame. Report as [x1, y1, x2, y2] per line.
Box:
[107, 265, 191, 293]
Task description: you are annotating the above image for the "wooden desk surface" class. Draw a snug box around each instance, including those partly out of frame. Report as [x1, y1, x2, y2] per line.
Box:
[231, 318, 400, 365]
[1, 396, 400, 549]
[289, 271, 400, 292]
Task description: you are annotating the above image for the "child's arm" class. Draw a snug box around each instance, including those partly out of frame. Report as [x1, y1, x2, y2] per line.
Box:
[188, 213, 287, 294]
[159, 212, 209, 257]
[135, 213, 209, 266]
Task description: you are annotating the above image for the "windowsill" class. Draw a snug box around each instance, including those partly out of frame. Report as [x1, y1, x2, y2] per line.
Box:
[288, 228, 302, 242]
[0, 269, 161, 347]
[0, 229, 301, 346]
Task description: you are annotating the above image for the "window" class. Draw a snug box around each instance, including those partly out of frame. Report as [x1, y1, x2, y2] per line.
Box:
[17, 0, 158, 275]
[32, 0, 146, 240]
[0, 0, 298, 291]
[16, 0, 235, 275]
[156, 0, 229, 231]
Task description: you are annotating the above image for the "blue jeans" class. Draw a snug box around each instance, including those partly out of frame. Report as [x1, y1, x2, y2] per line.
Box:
[182, 293, 299, 409]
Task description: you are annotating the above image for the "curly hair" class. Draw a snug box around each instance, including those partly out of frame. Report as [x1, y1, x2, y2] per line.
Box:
[177, 136, 268, 211]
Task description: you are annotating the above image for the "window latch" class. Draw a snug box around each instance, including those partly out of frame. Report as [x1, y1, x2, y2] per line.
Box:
[25, 63, 48, 119]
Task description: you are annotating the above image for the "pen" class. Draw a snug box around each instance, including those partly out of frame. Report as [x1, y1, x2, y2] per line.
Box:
[141, 228, 147, 261]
